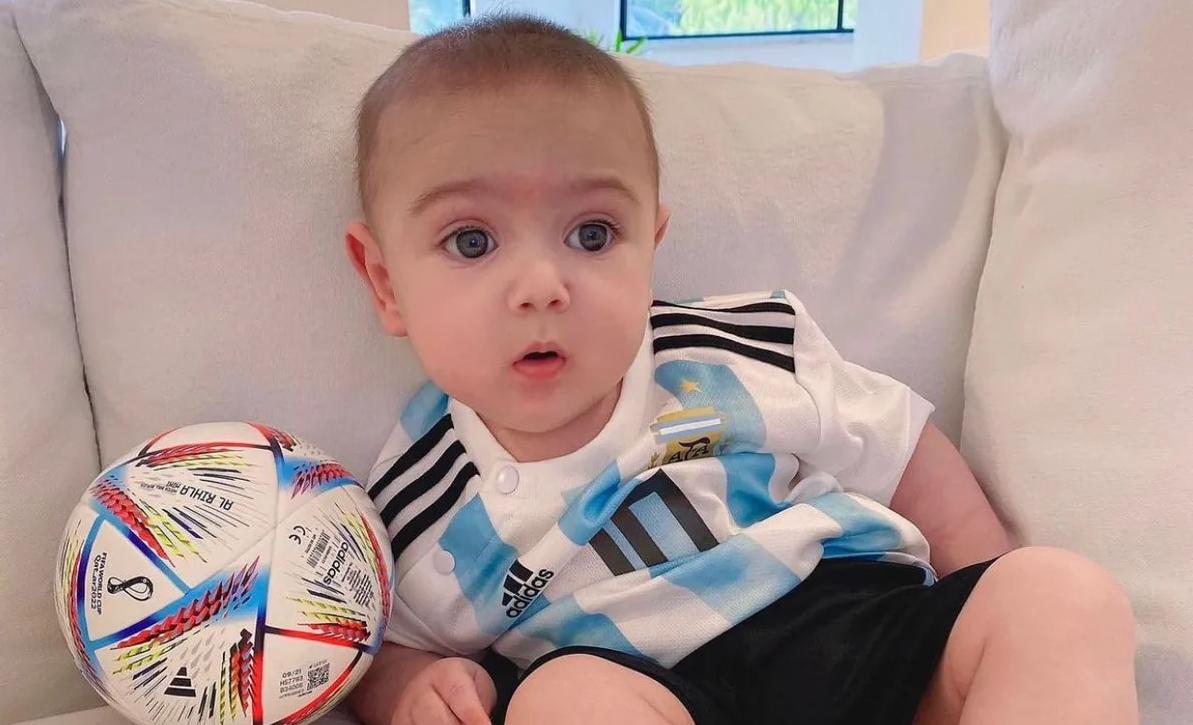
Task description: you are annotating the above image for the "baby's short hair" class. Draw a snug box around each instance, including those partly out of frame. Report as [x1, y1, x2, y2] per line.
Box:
[354, 15, 660, 221]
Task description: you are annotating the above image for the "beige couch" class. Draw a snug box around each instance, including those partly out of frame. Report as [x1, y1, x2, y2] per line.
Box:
[3, 0, 1190, 722]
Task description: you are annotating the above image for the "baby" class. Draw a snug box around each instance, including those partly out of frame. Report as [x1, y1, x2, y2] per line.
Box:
[343, 16, 1137, 725]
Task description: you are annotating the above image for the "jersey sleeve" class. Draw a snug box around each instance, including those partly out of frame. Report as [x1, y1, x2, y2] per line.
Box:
[782, 290, 935, 506]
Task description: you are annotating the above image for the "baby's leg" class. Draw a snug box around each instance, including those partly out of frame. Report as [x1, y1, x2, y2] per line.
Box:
[504, 654, 695, 725]
[915, 546, 1138, 725]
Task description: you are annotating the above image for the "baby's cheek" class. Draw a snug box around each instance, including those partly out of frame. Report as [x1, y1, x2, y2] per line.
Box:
[404, 312, 480, 381]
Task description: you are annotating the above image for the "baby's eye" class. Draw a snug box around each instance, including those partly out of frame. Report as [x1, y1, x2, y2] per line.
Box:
[565, 221, 615, 252]
[443, 228, 495, 260]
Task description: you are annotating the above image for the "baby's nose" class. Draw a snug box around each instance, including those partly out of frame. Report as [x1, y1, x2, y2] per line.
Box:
[510, 259, 571, 313]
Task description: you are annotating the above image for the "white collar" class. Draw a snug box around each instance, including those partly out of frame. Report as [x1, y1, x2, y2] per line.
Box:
[448, 328, 655, 494]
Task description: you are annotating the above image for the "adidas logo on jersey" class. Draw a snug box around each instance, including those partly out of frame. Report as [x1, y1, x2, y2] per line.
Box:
[502, 559, 554, 619]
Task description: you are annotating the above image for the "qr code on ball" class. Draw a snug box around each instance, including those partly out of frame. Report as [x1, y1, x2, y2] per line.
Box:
[308, 661, 329, 690]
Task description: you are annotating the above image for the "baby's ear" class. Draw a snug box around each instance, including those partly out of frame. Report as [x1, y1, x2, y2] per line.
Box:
[344, 220, 408, 337]
[653, 202, 672, 249]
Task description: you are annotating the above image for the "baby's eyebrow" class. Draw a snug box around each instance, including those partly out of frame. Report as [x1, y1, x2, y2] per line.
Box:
[409, 179, 483, 216]
[409, 175, 639, 215]
[566, 176, 640, 205]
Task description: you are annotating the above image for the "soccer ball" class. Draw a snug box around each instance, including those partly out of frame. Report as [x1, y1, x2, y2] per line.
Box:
[54, 422, 393, 725]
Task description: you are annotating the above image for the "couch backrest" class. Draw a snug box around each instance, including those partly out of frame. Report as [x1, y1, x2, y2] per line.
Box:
[0, 1, 101, 721]
[4, 0, 1005, 718]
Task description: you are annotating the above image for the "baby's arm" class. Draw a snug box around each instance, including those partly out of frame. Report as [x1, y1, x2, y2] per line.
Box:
[889, 421, 1014, 576]
[348, 642, 495, 725]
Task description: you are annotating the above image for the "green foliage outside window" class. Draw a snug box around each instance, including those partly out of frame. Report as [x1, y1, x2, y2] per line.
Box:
[626, 0, 857, 38]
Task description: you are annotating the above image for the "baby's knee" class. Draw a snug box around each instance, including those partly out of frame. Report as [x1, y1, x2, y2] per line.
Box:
[990, 546, 1134, 630]
[512, 653, 605, 704]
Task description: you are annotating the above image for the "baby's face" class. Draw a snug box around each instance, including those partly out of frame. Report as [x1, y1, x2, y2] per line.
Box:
[356, 81, 668, 438]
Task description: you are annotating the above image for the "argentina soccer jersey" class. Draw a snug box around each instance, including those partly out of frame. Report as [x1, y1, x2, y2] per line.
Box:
[367, 290, 934, 669]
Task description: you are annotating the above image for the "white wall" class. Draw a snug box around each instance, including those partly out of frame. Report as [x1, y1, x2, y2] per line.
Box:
[853, 0, 922, 68]
[249, 0, 409, 28]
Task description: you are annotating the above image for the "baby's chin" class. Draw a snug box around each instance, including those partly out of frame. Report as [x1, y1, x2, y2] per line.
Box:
[479, 385, 620, 436]
[481, 403, 589, 436]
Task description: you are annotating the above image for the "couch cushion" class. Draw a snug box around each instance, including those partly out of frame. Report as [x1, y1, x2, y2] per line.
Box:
[0, 2, 101, 721]
[251, 0, 407, 28]
[964, 1, 1193, 721]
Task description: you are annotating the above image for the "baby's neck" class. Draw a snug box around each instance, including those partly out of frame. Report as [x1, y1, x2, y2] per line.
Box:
[482, 382, 622, 463]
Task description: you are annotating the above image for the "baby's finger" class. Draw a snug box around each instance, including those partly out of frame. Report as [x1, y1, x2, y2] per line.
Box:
[433, 670, 491, 725]
[445, 692, 490, 725]
[406, 690, 459, 725]
[472, 665, 498, 715]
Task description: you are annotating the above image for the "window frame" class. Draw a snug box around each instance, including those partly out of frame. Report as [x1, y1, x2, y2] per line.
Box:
[619, 0, 853, 42]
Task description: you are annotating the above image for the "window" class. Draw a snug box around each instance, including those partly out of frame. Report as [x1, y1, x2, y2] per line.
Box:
[622, 0, 858, 40]
[410, 0, 470, 35]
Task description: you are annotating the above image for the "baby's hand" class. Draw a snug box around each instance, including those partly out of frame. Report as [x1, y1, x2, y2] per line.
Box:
[392, 656, 497, 725]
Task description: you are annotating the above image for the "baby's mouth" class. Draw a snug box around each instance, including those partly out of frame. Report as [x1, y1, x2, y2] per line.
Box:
[513, 347, 567, 380]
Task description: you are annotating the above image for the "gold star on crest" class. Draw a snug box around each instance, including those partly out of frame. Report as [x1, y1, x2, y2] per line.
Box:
[679, 379, 702, 394]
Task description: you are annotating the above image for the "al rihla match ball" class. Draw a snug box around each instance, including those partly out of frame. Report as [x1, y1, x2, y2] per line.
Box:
[54, 422, 394, 725]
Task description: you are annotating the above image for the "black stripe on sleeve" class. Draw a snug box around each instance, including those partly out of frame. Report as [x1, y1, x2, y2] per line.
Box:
[391, 461, 478, 559]
[651, 299, 795, 315]
[652, 333, 796, 373]
[376, 439, 466, 528]
[649, 312, 794, 345]
[368, 414, 454, 500]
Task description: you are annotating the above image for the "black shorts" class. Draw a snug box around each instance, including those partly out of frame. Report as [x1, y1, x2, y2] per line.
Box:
[484, 556, 999, 725]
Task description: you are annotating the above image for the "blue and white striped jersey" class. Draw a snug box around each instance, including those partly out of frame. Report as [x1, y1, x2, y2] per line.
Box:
[367, 290, 935, 669]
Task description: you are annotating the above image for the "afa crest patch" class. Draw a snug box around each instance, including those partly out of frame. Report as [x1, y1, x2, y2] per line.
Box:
[649, 406, 728, 467]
